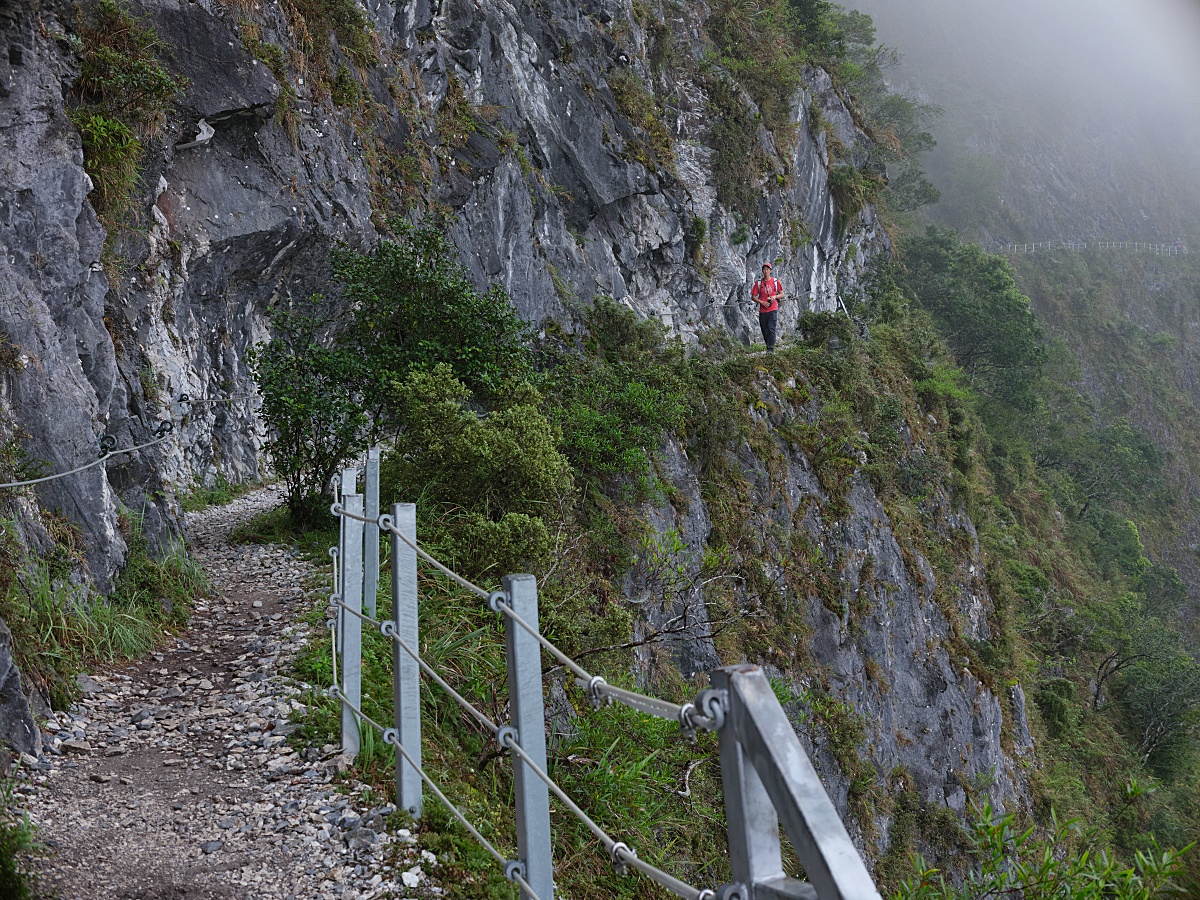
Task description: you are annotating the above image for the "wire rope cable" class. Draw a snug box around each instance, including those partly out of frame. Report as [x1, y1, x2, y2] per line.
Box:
[329, 597, 500, 736]
[326, 593, 714, 900]
[328, 685, 543, 900]
[177, 393, 258, 405]
[331, 505, 713, 731]
[0, 422, 175, 490]
[333, 503, 490, 600]
[502, 735, 714, 900]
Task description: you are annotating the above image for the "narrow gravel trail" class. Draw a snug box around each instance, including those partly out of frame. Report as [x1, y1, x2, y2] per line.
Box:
[18, 487, 438, 900]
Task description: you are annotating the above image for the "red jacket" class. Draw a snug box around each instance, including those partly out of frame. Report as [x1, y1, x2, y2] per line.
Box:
[752, 276, 782, 313]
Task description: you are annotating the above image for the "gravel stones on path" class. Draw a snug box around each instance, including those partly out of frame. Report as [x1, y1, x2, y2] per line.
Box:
[17, 487, 438, 900]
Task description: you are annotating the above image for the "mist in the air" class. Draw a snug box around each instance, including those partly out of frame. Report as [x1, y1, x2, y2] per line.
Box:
[844, 0, 1200, 240]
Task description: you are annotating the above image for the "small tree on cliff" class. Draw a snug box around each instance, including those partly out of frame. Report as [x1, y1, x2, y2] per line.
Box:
[251, 224, 531, 523]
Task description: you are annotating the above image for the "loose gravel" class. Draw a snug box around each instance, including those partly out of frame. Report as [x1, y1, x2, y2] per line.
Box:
[16, 487, 438, 900]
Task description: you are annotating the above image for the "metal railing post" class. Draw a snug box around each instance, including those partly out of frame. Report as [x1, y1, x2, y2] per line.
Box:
[338, 468, 357, 656]
[713, 664, 882, 900]
[342, 492, 364, 758]
[364, 447, 381, 618]
[709, 669, 793, 898]
[502, 574, 554, 900]
[392, 502, 422, 817]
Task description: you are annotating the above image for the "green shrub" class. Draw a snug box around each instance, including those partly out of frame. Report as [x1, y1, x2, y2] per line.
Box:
[898, 802, 1191, 900]
[608, 70, 675, 172]
[335, 223, 533, 402]
[829, 164, 883, 234]
[284, 0, 376, 79]
[0, 777, 42, 900]
[704, 0, 805, 133]
[706, 74, 771, 222]
[179, 475, 257, 513]
[381, 366, 573, 580]
[253, 225, 537, 521]
[251, 310, 372, 523]
[67, 0, 187, 216]
[69, 112, 142, 215]
[540, 298, 688, 486]
[898, 228, 1046, 408]
[71, 0, 187, 127]
[0, 517, 206, 709]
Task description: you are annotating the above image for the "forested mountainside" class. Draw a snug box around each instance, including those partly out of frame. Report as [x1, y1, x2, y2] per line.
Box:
[1, 0, 1198, 896]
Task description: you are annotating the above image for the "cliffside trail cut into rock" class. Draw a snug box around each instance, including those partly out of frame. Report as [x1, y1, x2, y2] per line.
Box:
[997, 239, 1189, 255]
[15, 487, 437, 900]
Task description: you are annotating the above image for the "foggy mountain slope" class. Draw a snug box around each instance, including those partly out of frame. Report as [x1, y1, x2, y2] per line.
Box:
[846, 0, 1200, 618]
[847, 0, 1200, 242]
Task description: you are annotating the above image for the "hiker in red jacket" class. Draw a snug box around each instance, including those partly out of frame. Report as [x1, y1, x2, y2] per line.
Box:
[751, 262, 783, 351]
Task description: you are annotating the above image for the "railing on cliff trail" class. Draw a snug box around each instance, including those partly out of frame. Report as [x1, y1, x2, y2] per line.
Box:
[0, 393, 259, 492]
[996, 239, 1189, 256]
[327, 450, 884, 900]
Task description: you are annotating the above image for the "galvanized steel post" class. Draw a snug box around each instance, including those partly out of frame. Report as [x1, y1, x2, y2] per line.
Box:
[338, 468, 357, 657]
[712, 664, 883, 900]
[341, 492, 364, 758]
[391, 502, 422, 817]
[502, 574, 554, 900]
[364, 448, 381, 618]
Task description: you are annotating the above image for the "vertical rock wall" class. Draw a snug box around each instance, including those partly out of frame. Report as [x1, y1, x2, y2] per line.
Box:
[2, 0, 888, 580]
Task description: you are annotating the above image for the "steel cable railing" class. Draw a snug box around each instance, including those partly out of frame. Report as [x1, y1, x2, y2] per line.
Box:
[999, 239, 1188, 256]
[328, 685, 543, 900]
[331, 503, 719, 736]
[326, 590, 717, 900]
[177, 392, 259, 406]
[0, 422, 175, 490]
[329, 458, 885, 900]
[0, 386, 265, 493]
[502, 735, 715, 900]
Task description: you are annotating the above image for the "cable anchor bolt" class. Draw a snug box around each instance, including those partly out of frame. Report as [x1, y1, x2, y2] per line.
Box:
[609, 841, 635, 876]
[487, 590, 509, 613]
[503, 860, 527, 884]
[584, 675, 609, 710]
[495, 725, 518, 751]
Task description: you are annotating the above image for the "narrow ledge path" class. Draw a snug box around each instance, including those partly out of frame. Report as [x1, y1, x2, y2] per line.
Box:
[18, 487, 438, 900]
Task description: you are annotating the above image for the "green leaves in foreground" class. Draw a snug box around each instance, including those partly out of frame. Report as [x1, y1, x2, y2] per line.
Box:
[898, 803, 1191, 900]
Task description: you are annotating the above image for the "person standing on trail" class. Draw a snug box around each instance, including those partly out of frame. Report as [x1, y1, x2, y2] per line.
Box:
[751, 262, 783, 352]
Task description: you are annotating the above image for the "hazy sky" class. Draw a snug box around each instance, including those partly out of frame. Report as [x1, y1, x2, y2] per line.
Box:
[848, 0, 1200, 128]
[846, 0, 1200, 236]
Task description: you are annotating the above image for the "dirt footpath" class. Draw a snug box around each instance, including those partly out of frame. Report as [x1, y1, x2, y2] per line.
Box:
[18, 487, 438, 900]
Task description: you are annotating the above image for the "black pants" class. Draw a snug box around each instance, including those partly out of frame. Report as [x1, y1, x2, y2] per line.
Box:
[759, 309, 778, 351]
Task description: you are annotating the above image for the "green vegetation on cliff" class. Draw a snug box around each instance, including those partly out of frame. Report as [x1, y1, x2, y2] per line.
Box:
[892, 230, 1200, 890]
[254, 223, 1194, 897]
[67, 0, 187, 218]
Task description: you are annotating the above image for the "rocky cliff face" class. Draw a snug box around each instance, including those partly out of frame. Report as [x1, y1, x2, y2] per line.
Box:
[633, 375, 1028, 854]
[0, 0, 1028, 867]
[1, 0, 886, 580]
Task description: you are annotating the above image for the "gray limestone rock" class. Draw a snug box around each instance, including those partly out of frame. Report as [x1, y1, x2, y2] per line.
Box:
[0, 618, 40, 757]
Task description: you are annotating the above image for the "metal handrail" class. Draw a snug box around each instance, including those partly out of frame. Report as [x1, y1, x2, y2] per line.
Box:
[0, 422, 174, 490]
